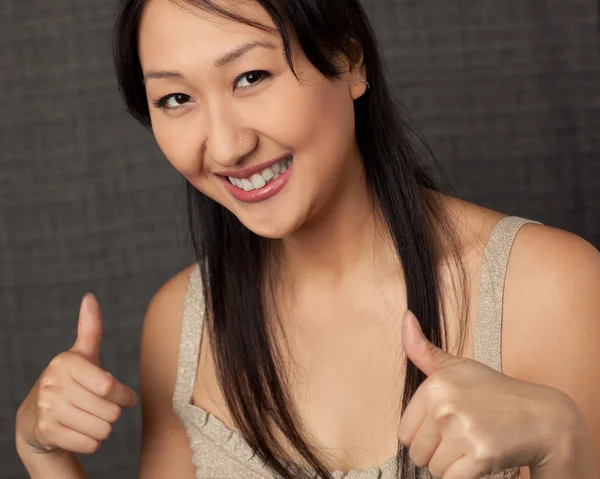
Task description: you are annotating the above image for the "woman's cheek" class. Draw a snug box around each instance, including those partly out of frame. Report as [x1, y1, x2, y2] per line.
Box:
[296, 83, 355, 159]
[268, 85, 344, 149]
[152, 117, 222, 201]
[153, 117, 205, 176]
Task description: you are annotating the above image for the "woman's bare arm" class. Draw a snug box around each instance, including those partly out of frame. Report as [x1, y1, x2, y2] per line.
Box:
[502, 224, 600, 479]
[138, 265, 198, 479]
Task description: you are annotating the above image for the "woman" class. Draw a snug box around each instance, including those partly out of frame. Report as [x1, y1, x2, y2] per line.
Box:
[14, 0, 600, 478]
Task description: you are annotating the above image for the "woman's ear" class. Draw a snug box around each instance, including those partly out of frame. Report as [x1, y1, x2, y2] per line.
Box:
[349, 74, 368, 100]
[346, 42, 368, 100]
[348, 63, 368, 100]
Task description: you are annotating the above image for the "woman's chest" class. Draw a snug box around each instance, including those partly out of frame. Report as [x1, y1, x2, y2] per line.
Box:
[192, 291, 479, 472]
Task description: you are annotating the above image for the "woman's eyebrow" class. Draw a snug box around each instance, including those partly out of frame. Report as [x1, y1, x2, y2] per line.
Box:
[213, 40, 276, 67]
[143, 40, 277, 84]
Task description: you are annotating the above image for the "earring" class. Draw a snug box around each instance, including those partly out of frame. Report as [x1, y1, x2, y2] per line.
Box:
[360, 78, 370, 90]
[238, 137, 242, 140]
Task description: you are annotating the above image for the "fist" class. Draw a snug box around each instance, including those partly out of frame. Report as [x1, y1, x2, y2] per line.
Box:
[397, 310, 569, 479]
[15, 293, 138, 455]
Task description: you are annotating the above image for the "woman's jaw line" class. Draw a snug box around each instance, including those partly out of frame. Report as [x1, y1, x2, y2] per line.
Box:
[277, 178, 386, 282]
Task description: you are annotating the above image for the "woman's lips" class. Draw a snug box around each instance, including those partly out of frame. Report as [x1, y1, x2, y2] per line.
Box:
[215, 153, 292, 179]
[220, 162, 293, 203]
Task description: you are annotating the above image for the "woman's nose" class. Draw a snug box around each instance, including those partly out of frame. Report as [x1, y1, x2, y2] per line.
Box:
[205, 106, 256, 168]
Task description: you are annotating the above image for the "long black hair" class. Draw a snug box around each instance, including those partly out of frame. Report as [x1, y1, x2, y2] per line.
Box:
[113, 1, 468, 477]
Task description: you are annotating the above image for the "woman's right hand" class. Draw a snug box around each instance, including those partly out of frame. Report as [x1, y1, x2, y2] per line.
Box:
[15, 293, 138, 457]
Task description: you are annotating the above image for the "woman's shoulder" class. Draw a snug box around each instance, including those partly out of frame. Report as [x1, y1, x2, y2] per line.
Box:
[451, 194, 600, 332]
[139, 263, 199, 401]
[439, 194, 597, 271]
[500, 213, 600, 374]
[142, 263, 198, 344]
[445, 196, 600, 378]
[444, 193, 600, 374]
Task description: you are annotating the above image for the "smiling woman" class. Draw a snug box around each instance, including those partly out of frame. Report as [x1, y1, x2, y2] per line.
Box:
[135, 0, 368, 239]
[13, 1, 600, 479]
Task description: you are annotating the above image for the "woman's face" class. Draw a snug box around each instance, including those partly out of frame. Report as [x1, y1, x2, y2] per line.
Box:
[138, 0, 367, 238]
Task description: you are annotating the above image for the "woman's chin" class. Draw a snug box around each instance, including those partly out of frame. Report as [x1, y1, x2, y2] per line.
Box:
[238, 215, 302, 240]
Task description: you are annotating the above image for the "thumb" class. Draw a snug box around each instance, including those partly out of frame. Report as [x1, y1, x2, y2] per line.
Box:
[71, 292, 103, 365]
[402, 309, 457, 376]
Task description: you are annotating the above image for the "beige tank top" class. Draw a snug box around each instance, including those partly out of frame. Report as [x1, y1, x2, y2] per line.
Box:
[173, 216, 541, 479]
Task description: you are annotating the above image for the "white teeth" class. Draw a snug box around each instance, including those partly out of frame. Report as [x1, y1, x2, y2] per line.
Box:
[250, 173, 266, 189]
[261, 168, 274, 181]
[227, 156, 292, 191]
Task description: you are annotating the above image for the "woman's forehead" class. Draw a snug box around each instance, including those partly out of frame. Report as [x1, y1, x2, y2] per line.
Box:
[138, 0, 279, 66]
[139, 0, 275, 40]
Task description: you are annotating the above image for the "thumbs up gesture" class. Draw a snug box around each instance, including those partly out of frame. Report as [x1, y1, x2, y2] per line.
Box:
[15, 294, 138, 456]
[397, 310, 582, 479]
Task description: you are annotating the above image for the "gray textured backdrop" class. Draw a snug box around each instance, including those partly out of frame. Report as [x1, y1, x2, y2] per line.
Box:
[1, 1, 599, 478]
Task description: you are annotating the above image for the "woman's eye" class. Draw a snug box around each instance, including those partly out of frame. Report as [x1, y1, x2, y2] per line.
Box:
[155, 93, 191, 111]
[235, 70, 269, 89]
[153, 71, 270, 112]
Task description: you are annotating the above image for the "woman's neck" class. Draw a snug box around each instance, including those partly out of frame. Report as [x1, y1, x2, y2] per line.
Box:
[277, 170, 399, 292]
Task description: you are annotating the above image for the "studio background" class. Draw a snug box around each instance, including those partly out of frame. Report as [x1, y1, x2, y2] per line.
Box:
[1, 1, 599, 478]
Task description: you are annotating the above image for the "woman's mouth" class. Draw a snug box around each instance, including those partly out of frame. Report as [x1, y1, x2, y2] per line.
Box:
[227, 155, 293, 191]
[220, 155, 294, 203]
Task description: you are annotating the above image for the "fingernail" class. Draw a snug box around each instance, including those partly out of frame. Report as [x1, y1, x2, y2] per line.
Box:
[83, 292, 96, 301]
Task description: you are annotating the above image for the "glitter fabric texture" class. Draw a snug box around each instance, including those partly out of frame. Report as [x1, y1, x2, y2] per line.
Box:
[172, 216, 540, 479]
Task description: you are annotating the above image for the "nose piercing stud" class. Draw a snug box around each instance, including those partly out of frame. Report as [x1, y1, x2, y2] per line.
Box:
[238, 137, 242, 140]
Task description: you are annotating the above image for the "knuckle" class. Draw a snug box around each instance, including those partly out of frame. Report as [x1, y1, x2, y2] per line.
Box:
[38, 374, 56, 389]
[49, 352, 70, 369]
[98, 377, 115, 397]
[423, 381, 445, 406]
[408, 446, 427, 468]
[36, 397, 54, 414]
[471, 433, 496, 464]
[108, 405, 122, 423]
[433, 399, 461, 423]
[48, 355, 62, 369]
[35, 419, 53, 438]
[39, 385, 68, 409]
[100, 423, 113, 440]
[428, 465, 443, 478]
[82, 439, 101, 455]
[428, 463, 442, 478]
[426, 375, 456, 398]
[36, 386, 60, 413]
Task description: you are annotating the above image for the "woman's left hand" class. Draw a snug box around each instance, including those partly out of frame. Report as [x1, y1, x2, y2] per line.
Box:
[397, 310, 584, 479]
